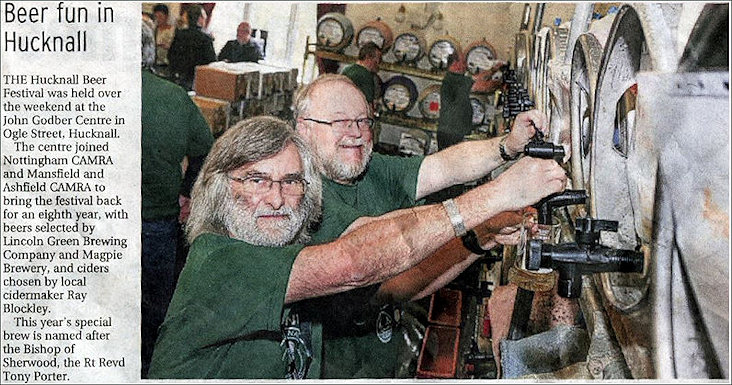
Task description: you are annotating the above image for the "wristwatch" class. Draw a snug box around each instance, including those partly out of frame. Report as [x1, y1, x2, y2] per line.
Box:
[499, 135, 520, 162]
[461, 230, 489, 255]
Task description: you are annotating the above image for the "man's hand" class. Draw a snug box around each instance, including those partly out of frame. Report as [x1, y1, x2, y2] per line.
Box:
[504, 109, 549, 157]
[493, 226, 522, 246]
[492, 157, 567, 211]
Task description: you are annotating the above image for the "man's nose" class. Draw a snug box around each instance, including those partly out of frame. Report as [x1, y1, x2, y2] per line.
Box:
[262, 182, 284, 209]
[342, 121, 363, 137]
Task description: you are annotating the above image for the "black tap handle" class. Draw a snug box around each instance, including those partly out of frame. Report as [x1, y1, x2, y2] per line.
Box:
[533, 190, 588, 225]
[575, 218, 619, 247]
[525, 239, 545, 270]
[524, 141, 565, 160]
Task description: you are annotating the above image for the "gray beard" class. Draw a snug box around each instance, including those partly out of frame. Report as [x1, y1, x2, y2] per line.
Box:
[320, 141, 373, 183]
[224, 196, 307, 247]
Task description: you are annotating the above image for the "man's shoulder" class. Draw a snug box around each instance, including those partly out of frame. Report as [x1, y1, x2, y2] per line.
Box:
[190, 233, 304, 261]
[342, 63, 368, 76]
[178, 28, 213, 44]
[142, 70, 189, 98]
[369, 152, 424, 170]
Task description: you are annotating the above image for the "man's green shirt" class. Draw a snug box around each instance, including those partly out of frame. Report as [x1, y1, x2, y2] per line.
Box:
[141, 70, 213, 220]
[307, 152, 425, 378]
[148, 233, 321, 379]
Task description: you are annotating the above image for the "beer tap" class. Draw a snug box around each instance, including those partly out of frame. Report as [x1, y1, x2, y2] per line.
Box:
[526, 218, 644, 298]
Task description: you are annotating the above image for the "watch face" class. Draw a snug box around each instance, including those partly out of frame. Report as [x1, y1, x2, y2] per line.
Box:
[393, 34, 421, 62]
[428, 40, 457, 69]
[470, 98, 486, 125]
[420, 90, 441, 120]
[317, 19, 344, 47]
[466, 46, 497, 74]
[358, 27, 385, 48]
[383, 84, 412, 111]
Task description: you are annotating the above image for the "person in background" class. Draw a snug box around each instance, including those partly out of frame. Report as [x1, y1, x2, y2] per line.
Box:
[217, 21, 264, 63]
[140, 21, 214, 378]
[168, 4, 216, 90]
[148, 115, 563, 379]
[292, 74, 562, 378]
[438, 51, 504, 151]
[340, 42, 382, 109]
[153, 4, 175, 77]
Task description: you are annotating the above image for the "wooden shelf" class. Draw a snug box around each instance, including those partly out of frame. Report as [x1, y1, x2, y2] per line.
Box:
[305, 41, 446, 81]
[378, 113, 438, 133]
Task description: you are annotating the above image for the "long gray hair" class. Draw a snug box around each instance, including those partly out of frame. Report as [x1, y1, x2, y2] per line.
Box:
[186, 116, 322, 245]
[141, 20, 156, 68]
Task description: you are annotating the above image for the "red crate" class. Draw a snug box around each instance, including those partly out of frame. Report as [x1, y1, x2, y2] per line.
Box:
[428, 288, 463, 327]
[417, 325, 461, 378]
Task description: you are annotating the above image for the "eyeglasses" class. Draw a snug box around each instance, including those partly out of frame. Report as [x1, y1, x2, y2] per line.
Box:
[302, 117, 374, 133]
[228, 174, 308, 196]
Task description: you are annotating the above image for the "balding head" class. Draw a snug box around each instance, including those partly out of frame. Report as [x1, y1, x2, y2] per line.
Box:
[237, 22, 252, 44]
[293, 74, 374, 184]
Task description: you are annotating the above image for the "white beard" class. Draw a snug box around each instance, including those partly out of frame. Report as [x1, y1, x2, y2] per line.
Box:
[319, 138, 373, 182]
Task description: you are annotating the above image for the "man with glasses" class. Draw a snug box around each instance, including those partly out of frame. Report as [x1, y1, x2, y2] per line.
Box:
[292, 74, 560, 378]
[148, 115, 565, 379]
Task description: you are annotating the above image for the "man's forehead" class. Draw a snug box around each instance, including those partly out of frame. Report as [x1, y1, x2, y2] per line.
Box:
[310, 81, 368, 114]
[233, 144, 303, 175]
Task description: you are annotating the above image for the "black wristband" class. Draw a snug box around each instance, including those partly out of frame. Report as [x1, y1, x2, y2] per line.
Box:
[461, 230, 490, 255]
[499, 135, 520, 162]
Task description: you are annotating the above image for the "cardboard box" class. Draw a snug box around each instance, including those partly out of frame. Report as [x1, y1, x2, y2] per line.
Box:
[193, 63, 259, 101]
[192, 95, 230, 136]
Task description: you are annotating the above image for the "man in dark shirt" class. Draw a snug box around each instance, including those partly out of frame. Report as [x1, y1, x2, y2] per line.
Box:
[168, 4, 217, 90]
[340, 42, 382, 107]
[140, 21, 214, 377]
[438, 52, 503, 150]
[218, 22, 264, 63]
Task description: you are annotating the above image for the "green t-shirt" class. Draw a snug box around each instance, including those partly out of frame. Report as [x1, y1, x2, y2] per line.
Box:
[438, 71, 474, 140]
[148, 233, 322, 379]
[341, 63, 377, 104]
[141, 69, 213, 220]
[307, 152, 425, 378]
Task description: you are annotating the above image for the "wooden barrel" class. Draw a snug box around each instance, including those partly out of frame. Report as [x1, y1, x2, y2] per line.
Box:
[356, 18, 394, 51]
[427, 35, 461, 70]
[316, 12, 354, 52]
[381, 75, 419, 114]
[417, 84, 442, 120]
[465, 38, 499, 75]
[392, 31, 426, 64]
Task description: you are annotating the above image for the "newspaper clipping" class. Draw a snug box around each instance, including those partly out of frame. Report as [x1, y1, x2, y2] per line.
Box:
[1, 1, 729, 384]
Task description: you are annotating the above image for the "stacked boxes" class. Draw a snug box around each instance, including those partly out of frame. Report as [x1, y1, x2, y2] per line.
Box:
[192, 61, 299, 133]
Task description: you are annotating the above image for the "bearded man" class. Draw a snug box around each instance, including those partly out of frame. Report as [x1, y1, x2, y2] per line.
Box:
[292, 74, 562, 378]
